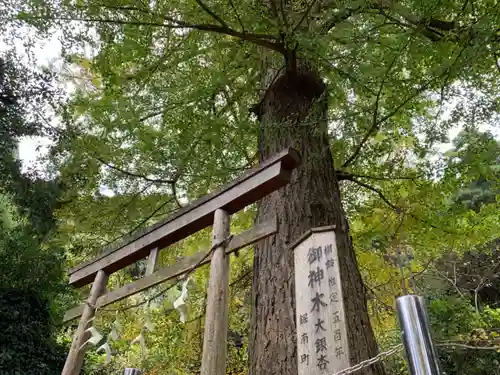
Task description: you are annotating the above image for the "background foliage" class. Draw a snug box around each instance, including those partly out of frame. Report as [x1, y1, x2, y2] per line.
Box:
[0, 54, 71, 374]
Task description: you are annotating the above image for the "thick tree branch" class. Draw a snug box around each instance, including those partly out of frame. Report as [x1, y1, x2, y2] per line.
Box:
[336, 171, 420, 181]
[22, 15, 285, 54]
[373, 0, 458, 40]
[168, 15, 286, 52]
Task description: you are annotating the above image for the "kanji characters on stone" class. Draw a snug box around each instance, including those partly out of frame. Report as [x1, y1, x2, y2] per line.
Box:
[307, 246, 322, 264]
[311, 292, 327, 312]
[308, 267, 324, 288]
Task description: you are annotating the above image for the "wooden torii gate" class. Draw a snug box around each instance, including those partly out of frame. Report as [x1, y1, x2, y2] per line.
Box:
[61, 148, 300, 375]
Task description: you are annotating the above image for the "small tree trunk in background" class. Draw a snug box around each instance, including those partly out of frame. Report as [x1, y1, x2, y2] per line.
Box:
[248, 67, 385, 375]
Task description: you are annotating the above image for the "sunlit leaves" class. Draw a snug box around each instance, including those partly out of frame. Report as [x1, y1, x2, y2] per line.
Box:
[4, 0, 500, 373]
[8, 0, 497, 270]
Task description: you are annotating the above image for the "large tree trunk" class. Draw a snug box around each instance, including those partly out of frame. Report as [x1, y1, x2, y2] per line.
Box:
[248, 67, 385, 375]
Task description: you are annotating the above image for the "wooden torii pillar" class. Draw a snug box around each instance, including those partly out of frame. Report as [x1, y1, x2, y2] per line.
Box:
[61, 148, 300, 375]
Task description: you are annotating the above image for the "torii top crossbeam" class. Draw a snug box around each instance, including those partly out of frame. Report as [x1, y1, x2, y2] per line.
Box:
[68, 148, 300, 287]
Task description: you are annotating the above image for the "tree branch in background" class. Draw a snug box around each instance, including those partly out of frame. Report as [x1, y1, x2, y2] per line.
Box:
[345, 176, 455, 234]
[341, 52, 399, 168]
[280, 0, 290, 31]
[194, 0, 228, 28]
[363, 281, 395, 311]
[267, 0, 285, 33]
[433, 266, 466, 298]
[107, 182, 154, 234]
[345, 175, 401, 212]
[341, 34, 469, 168]
[94, 156, 176, 184]
[227, 0, 245, 32]
[105, 264, 253, 315]
[323, 6, 360, 32]
[374, 6, 444, 41]
[293, 0, 319, 33]
[171, 179, 184, 209]
[186, 268, 253, 324]
[342, 66, 449, 168]
[105, 198, 178, 247]
[436, 342, 500, 351]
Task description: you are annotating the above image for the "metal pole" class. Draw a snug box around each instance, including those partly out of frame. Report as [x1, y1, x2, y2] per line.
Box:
[122, 369, 142, 375]
[396, 295, 441, 375]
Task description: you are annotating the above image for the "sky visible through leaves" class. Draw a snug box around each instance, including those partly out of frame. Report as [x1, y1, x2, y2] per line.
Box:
[1, 3, 499, 374]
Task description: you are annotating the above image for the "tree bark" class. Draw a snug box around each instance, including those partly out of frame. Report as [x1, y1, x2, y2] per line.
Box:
[249, 67, 385, 375]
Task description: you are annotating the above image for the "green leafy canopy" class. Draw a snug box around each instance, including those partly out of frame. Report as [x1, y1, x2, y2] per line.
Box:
[2, 0, 499, 373]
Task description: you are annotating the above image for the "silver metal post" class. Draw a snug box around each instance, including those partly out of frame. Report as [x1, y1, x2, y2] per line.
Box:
[396, 295, 441, 375]
[122, 369, 142, 375]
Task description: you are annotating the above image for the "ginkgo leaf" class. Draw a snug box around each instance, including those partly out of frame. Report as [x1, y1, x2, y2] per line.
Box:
[79, 58, 92, 71]
[399, 186, 409, 198]
[373, 133, 387, 144]
[444, 150, 460, 157]
[91, 76, 102, 89]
